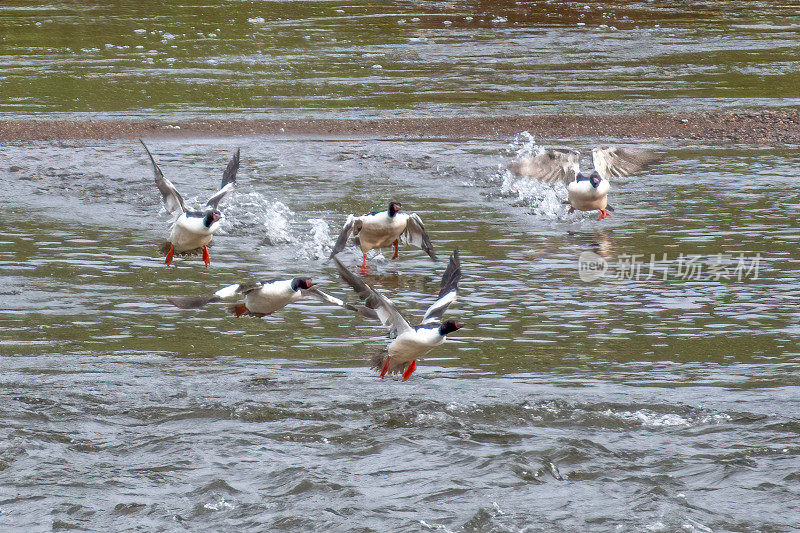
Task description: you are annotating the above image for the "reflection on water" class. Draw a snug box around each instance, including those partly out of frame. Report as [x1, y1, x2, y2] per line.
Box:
[1, 1, 799, 117]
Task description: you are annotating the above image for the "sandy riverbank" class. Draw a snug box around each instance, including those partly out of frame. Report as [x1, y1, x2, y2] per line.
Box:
[1, 109, 799, 143]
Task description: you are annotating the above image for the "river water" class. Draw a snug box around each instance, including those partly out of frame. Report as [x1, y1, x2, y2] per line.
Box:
[2, 0, 800, 118]
[2, 2, 800, 532]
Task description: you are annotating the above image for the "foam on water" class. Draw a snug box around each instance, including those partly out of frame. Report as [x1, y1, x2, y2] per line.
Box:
[603, 409, 732, 428]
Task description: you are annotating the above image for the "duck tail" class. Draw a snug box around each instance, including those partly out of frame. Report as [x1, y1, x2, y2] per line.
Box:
[369, 348, 389, 373]
[158, 240, 173, 255]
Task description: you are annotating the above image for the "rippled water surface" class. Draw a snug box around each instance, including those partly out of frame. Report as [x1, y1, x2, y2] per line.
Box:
[2, 1, 800, 531]
[1, 136, 799, 531]
[1, 0, 799, 117]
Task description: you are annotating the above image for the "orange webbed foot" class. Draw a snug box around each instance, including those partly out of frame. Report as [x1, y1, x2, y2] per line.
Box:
[402, 360, 417, 381]
[202, 245, 210, 267]
[165, 244, 174, 266]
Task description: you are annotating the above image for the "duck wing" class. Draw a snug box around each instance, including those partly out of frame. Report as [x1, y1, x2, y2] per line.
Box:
[419, 249, 461, 326]
[401, 213, 437, 260]
[329, 215, 363, 258]
[334, 257, 412, 339]
[166, 282, 244, 309]
[206, 148, 241, 209]
[140, 139, 186, 215]
[591, 147, 660, 180]
[301, 286, 347, 308]
[508, 149, 580, 184]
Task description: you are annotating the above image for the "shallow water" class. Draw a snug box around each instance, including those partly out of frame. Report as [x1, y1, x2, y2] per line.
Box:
[1, 136, 799, 531]
[1, 0, 800, 118]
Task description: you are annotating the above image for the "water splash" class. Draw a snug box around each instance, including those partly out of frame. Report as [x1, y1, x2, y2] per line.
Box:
[218, 192, 334, 258]
[509, 130, 540, 159]
[220, 192, 293, 244]
[305, 218, 333, 260]
[499, 169, 567, 218]
[497, 131, 571, 218]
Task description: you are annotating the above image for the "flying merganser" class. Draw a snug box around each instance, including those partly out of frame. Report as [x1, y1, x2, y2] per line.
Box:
[508, 146, 659, 219]
[140, 139, 241, 266]
[335, 249, 462, 381]
[330, 202, 436, 271]
[166, 277, 346, 317]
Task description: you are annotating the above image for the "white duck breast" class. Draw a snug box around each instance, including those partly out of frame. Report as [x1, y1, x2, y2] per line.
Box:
[356, 211, 409, 250]
[169, 213, 220, 252]
[244, 280, 301, 315]
[388, 327, 446, 364]
[567, 179, 610, 212]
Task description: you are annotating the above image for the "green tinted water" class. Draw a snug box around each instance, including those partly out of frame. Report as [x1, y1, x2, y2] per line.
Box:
[2, 0, 799, 117]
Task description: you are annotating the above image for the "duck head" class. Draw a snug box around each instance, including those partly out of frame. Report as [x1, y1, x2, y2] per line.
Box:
[291, 277, 315, 291]
[388, 201, 402, 217]
[439, 320, 462, 336]
[589, 172, 602, 189]
[203, 210, 222, 228]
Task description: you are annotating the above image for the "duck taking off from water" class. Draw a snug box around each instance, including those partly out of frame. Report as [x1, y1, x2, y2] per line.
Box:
[166, 277, 346, 318]
[508, 147, 659, 219]
[140, 139, 240, 266]
[329, 202, 436, 271]
[335, 249, 462, 381]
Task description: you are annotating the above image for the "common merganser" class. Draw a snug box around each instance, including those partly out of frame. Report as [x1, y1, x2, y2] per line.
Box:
[508, 146, 659, 220]
[140, 139, 240, 266]
[166, 277, 345, 317]
[330, 202, 436, 271]
[335, 249, 462, 381]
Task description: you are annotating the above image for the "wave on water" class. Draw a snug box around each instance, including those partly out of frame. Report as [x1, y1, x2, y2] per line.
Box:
[220, 192, 334, 260]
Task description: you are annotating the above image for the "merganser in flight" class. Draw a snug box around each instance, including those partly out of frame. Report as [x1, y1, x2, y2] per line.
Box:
[330, 202, 436, 271]
[166, 277, 346, 317]
[508, 147, 659, 219]
[335, 249, 462, 381]
[140, 139, 240, 266]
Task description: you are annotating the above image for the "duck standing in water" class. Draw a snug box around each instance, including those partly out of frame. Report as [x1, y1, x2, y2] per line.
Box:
[330, 202, 437, 271]
[335, 249, 462, 381]
[166, 277, 346, 317]
[508, 146, 659, 219]
[140, 139, 240, 266]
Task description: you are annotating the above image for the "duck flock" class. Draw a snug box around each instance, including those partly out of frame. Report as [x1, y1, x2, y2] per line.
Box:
[140, 139, 659, 381]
